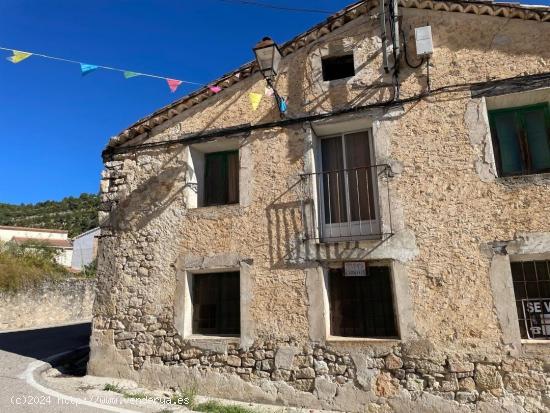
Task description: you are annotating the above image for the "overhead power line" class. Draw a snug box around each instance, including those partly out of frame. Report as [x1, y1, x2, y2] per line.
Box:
[214, 0, 334, 14]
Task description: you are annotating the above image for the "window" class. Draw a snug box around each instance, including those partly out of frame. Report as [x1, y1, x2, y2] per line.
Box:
[321, 54, 355, 81]
[192, 272, 240, 335]
[329, 265, 397, 338]
[489, 103, 550, 177]
[204, 151, 239, 206]
[511, 260, 550, 340]
[318, 131, 379, 240]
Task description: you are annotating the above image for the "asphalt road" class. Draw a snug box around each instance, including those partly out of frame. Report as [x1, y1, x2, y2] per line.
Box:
[0, 322, 105, 412]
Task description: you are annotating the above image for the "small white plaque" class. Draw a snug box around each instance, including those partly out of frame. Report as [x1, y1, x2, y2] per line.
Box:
[344, 262, 367, 277]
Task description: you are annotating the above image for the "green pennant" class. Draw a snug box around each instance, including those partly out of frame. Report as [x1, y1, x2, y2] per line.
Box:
[123, 71, 140, 79]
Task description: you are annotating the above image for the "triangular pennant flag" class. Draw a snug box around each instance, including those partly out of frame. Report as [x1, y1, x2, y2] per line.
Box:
[209, 86, 222, 94]
[234, 73, 241, 79]
[264, 86, 274, 97]
[249, 93, 262, 111]
[167, 78, 182, 93]
[279, 97, 288, 113]
[123, 71, 140, 79]
[7, 50, 32, 63]
[80, 63, 99, 76]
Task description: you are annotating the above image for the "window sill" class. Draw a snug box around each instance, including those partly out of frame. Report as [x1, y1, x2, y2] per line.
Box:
[187, 203, 242, 216]
[521, 339, 550, 345]
[326, 336, 400, 344]
[183, 335, 240, 352]
[496, 172, 550, 186]
[187, 334, 240, 341]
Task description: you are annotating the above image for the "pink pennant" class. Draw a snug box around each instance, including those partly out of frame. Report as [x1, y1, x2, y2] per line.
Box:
[209, 86, 222, 94]
[166, 78, 182, 93]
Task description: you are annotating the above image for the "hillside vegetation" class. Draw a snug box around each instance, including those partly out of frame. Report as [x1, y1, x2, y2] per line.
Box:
[0, 193, 99, 238]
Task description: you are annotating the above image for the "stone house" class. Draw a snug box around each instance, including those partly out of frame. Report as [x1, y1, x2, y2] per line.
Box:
[89, 0, 550, 411]
[0, 225, 73, 267]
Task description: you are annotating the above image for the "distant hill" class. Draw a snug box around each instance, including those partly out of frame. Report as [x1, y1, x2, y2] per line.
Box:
[0, 193, 99, 238]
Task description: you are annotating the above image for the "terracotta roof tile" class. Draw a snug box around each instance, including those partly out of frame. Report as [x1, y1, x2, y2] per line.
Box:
[11, 237, 72, 249]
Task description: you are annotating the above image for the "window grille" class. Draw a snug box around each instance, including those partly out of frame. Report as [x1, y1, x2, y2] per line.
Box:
[511, 260, 550, 339]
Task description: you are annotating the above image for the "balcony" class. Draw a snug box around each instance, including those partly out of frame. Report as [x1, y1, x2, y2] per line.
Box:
[300, 164, 393, 242]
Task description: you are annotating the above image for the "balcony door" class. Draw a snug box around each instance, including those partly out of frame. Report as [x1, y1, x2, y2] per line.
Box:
[319, 131, 379, 240]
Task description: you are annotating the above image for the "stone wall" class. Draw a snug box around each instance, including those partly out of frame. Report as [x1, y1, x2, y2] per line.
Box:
[89, 4, 550, 413]
[0, 278, 95, 330]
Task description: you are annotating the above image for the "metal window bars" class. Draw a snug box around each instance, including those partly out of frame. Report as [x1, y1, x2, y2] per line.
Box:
[300, 164, 393, 242]
[511, 260, 550, 340]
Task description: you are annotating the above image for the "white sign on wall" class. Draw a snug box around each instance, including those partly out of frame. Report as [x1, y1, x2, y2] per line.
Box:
[522, 298, 550, 339]
[344, 261, 367, 277]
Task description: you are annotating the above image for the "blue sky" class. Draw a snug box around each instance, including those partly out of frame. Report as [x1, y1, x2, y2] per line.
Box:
[0, 0, 548, 204]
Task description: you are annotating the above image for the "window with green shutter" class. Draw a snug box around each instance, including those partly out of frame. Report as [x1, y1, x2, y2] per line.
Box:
[488, 103, 550, 177]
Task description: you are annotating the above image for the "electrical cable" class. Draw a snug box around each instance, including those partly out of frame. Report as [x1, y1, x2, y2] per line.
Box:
[388, 1, 400, 100]
[104, 71, 550, 159]
[426, 56, 431, 92]
[212, 0, 334, 14]
[400, 29, 424, 69]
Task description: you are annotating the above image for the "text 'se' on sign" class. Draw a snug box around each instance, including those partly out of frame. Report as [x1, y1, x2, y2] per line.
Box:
[344, 261, 367, 277]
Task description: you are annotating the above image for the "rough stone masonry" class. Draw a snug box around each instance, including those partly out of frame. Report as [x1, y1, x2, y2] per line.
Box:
[89, 1, 550, 412]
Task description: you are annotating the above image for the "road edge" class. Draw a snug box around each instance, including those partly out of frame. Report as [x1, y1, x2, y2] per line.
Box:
[20, 346, 142, 413]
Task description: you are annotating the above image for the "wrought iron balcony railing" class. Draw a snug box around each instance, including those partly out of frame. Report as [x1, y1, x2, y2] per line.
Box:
[300, 164, 392, 242]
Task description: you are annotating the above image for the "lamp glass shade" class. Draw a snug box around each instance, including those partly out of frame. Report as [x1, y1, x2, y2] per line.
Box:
[254, 43, 282, 78]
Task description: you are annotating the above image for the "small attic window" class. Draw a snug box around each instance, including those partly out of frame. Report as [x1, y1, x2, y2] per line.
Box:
[322, 54, 355, 81]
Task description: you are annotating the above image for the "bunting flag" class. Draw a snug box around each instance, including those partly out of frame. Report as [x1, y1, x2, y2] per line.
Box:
[7, 50, 32, 63]
[279, 97, 288, 113]
[167, 78, 182, 92]
[264, 86, 274, 97]
[123, 71, 140, 79]
[249, 92, 262, 111]
[80, 63, 99, 76]
[0, 46, 221, 94]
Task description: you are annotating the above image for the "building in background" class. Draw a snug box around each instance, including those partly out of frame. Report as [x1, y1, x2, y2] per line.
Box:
[0, 225, 73, 267]
[71, 227, 100, 270]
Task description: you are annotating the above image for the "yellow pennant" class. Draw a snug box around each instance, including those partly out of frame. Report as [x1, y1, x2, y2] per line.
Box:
[249, 92, 262, 111]
[7, 50, 32, 63]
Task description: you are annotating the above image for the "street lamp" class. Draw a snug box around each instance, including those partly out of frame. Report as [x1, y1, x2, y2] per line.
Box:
[253, 37, 282, 79]
[253, 37, 286, 115]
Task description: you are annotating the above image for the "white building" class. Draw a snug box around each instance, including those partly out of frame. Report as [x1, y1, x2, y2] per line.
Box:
[0, 225, 73, 267]
[71, 227, 100, 270]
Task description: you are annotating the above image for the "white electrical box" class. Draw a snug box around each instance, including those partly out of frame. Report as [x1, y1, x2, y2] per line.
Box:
[415, 26, 433, 56]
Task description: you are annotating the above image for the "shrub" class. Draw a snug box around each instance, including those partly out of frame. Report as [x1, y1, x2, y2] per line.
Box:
[0, 241, 69, 292]
[81, 258, 97, 278]
[194, 400, 257, 413]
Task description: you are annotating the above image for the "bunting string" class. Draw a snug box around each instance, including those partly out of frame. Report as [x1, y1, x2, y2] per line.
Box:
[0, 45, 205, 92]
[1, 45, 288, 110]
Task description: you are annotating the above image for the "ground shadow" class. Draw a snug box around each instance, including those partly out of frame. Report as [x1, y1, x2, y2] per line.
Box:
[0, 322, 91, 362]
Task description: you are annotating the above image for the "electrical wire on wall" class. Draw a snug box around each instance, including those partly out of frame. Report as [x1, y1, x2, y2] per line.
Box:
[388, 0, 400, 100]
[103, 71, 550, 159]
[400, 28, 424, 69]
